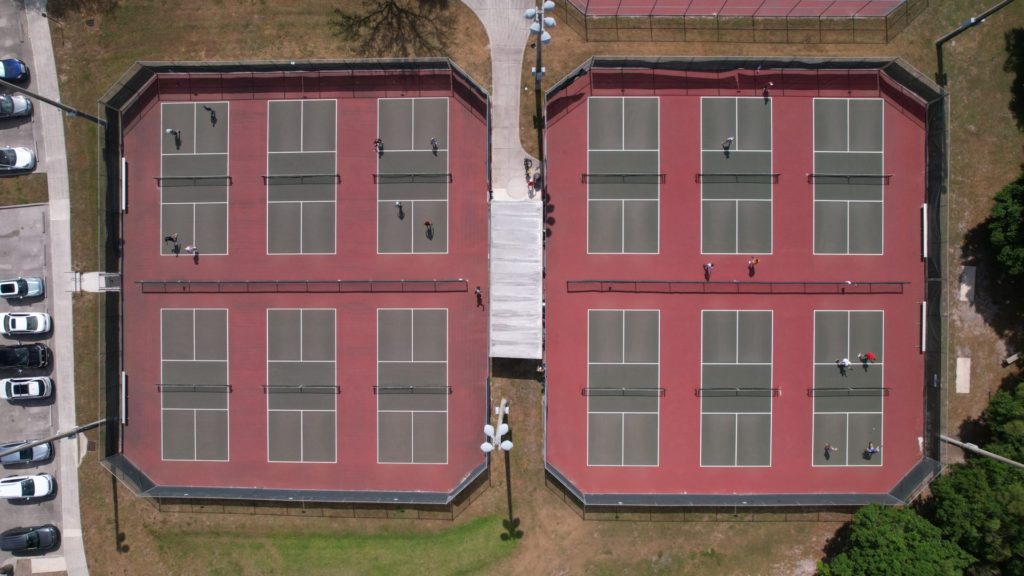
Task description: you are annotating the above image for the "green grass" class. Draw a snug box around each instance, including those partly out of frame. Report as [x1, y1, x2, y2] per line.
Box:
[150, 515, 515, 576]
[0, 173, 48, 206]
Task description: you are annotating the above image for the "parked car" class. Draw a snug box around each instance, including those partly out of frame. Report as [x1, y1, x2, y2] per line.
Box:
[0, 146, 35, 174]
[0, 474, 53, 500]
[0, 377, 51, 400]
[0, 525, 59, 553]
[0, 277, 44, 300]
[0, 94, 30, 119]
[0, 345, 49, 371]
[0, 441, 52, 467]
[0, 312, 50, 336]
[0, 59, 28, 82]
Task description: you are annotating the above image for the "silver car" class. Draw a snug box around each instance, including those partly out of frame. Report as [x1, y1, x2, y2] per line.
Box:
[0, 377, 52, 400]
[0, 94, 31, 119]
[0, 277, 43, 299]
[0, 441, 51, 467]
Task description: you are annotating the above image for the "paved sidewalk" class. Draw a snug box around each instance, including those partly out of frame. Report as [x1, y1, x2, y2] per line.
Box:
[462, 0, 538, 202]
[24, 1, 88, 574]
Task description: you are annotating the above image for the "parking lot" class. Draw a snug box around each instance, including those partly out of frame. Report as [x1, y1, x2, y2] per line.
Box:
[0, 204, 62, 565]
[0, 0, 41, 165]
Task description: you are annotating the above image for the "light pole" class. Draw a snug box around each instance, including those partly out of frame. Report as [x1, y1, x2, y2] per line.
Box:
[524, 1, 556, 194]
[934, 0, 1017, 86]
[481, 398, 512, 454]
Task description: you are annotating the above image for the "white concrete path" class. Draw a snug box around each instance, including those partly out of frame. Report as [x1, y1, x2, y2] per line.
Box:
[24, 1, 88, 574]
[462, 0, 538, 202]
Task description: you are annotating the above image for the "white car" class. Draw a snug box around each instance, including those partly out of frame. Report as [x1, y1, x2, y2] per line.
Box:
[0, 312, 50, 335]
[0, 474, 53, 499]
[0, 377, 51, 400]
[0, 277, 43, 299]
[0, 146, 35, 173]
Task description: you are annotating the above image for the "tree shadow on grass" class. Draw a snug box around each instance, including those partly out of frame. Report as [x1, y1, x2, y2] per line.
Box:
[330, 0, 453, 58]
[959, 219, 1024, 351]
[820, 521, 853, 564]
[45, 0, 118, 20]
[1005, 28, 1024, 132]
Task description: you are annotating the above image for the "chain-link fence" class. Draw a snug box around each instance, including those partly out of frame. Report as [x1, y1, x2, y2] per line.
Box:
[558, 0, 927, 43]
[96, 59, 490, 505]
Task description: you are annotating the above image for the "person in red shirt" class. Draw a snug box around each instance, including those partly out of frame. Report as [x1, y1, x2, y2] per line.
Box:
[859, 352, 877, 363]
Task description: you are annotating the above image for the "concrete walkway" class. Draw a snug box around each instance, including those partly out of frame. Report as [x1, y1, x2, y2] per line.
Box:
[24, 1, 88, 574]
[461, 0, 537, 202]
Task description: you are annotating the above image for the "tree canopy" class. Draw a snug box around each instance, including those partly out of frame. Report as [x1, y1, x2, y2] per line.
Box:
[927, 458, 1024, 575]
[980, 380, 1024, 461]
[819, 505, 973, 576]
[989, 173, 1024, 277]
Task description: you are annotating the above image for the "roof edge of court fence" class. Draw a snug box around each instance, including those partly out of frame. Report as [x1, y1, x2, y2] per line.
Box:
[546, 56, 942, 106]
[98, 57, 489, 116]
[101, 453, 488, 506]
[545, 458, 942, 508]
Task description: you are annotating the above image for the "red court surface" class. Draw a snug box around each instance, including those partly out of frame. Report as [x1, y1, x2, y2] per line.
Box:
[544, 66, 928, 498]
[119, 68, 489, 497]
[566, 0, 904, 17]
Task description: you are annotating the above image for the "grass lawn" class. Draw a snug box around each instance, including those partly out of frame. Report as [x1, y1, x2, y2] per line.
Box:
[150, 515, 514, 576]
[53, 0, 1024, 574]
[0, 172, 48, 206]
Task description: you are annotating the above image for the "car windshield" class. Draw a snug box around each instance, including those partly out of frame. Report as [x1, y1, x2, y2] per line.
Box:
[3, 317, 13, 331]
[20, 478, 34, 497]
[0, 348, 28, 364]
[25, 532, 38, 547]
[0, 97, 10, 114]
[0, 149, 15, 166]
[24, 317, 37, 330]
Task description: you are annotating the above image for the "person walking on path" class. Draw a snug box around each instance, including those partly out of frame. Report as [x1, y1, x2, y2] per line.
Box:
[859, 352, 877, 363]
[703, 262, 714, 281]
[748, 257, 760, 276]
[475, 286, 484, 308]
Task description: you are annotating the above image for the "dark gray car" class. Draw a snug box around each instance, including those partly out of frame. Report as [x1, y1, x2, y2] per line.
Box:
[0, 525, 60, 553]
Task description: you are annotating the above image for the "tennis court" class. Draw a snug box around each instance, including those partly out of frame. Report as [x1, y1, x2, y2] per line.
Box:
[587, 310, 660, 466]
[377, 98, 449, 254]
[812, 310, 885, 466]
[586, 97, 660, 254]
[266, 99, 338, 254]
[700, 97, 773, 254]
[266, 309, 337, 463]
[377, 308, 449, 464]
[161, 309, 229, 461]
[160, 102, 230, 255]
[700, 311, 774, 467]
[813, 98, 886, 255]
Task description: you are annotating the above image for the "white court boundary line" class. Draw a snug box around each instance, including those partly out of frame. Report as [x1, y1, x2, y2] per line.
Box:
[266, 308, 338, 464]
[699, 97, 774, 255]
[586, 309, 660, 468]
[585, 97, 661, 255]
[376, 97, 451, 255]
[159, 308, 230, 462]
[159, 102, 230, 256]
[376, 308, 450, 465]
[265, 99, 338, 255]
[699, 309, 774, 468]
[810, 309, 886, 467]
[812, 98, 886, 256]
